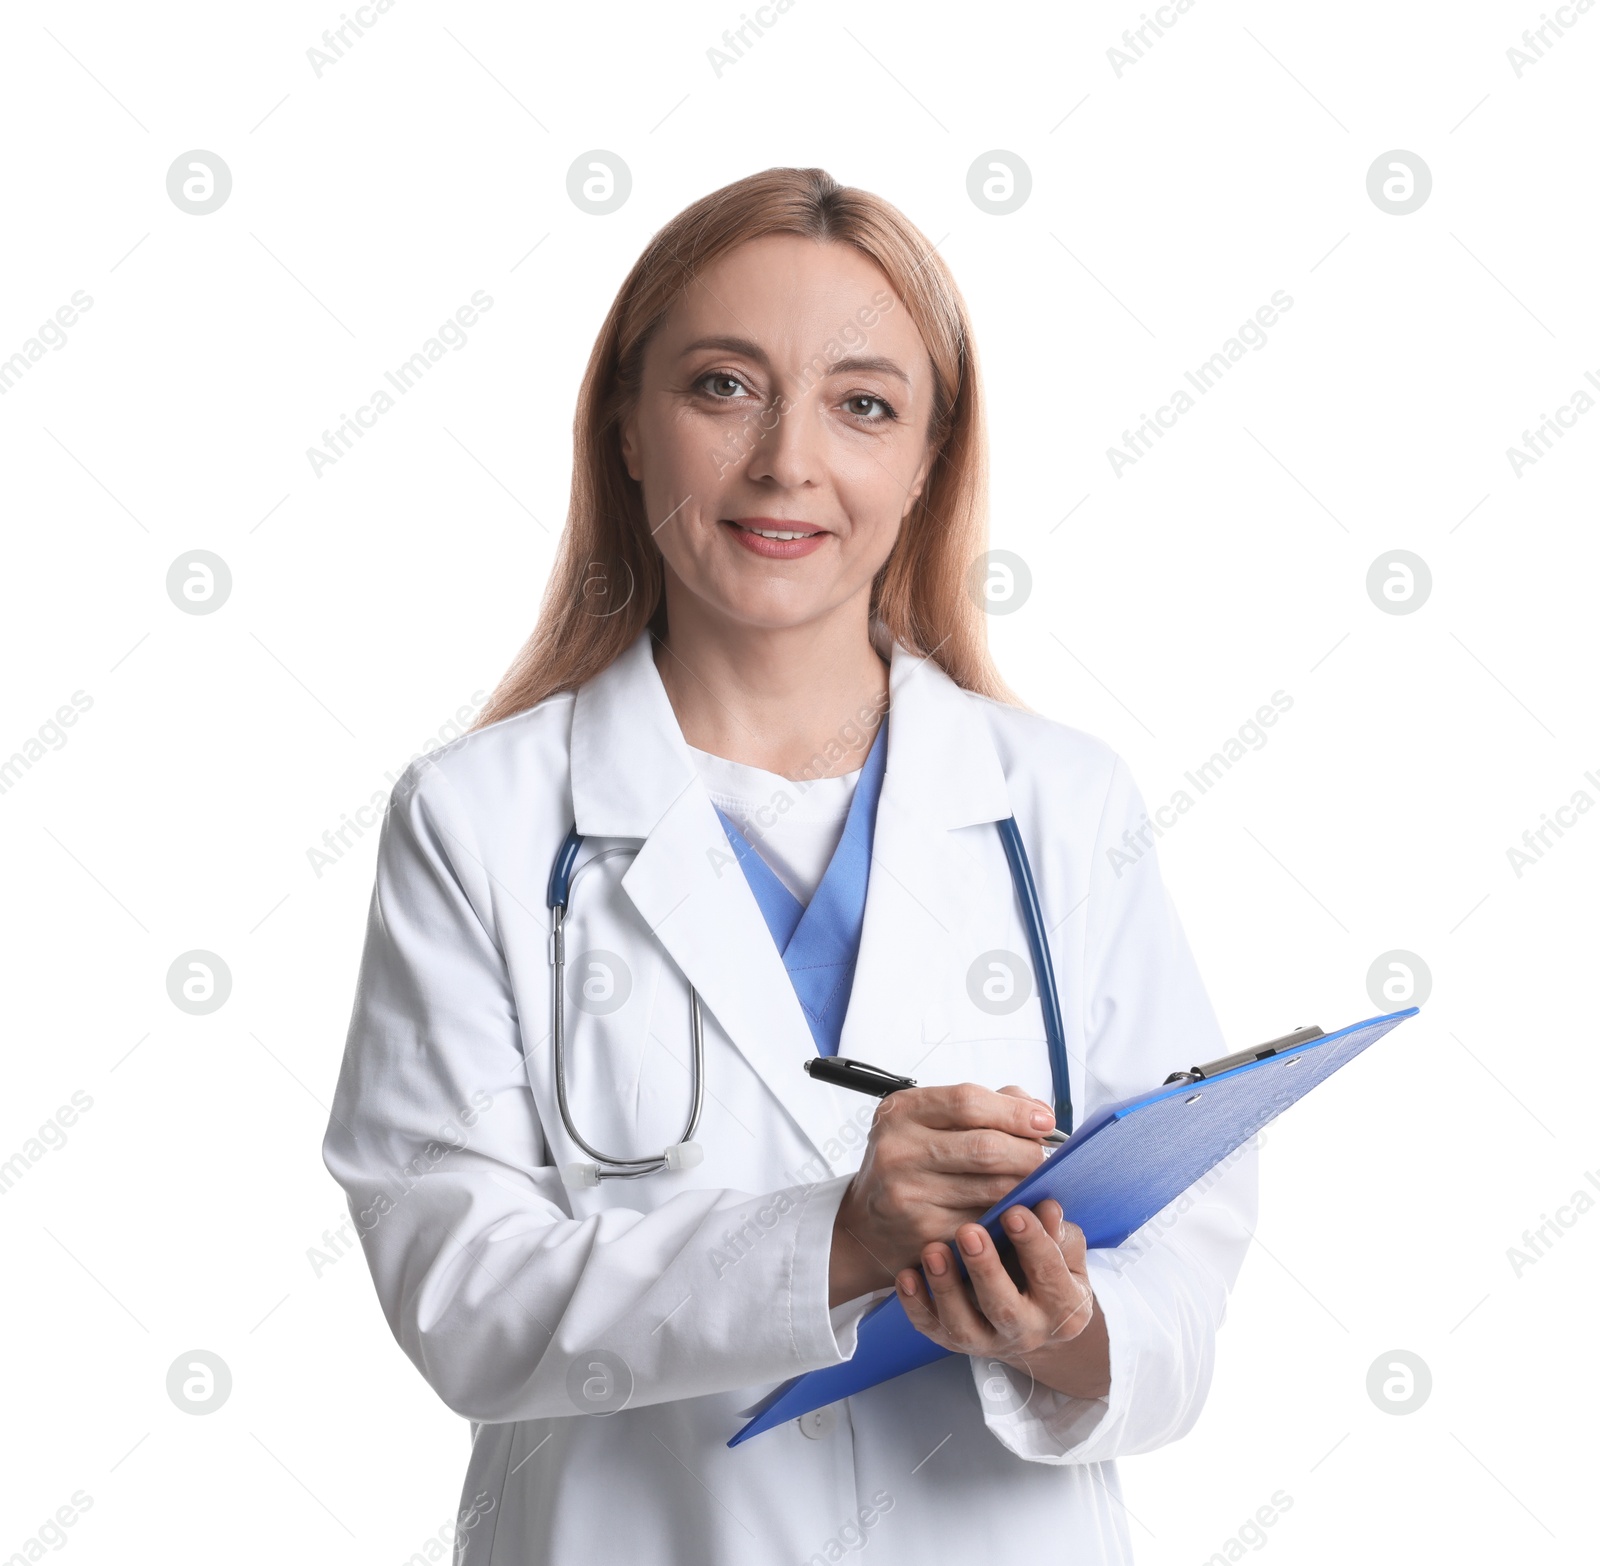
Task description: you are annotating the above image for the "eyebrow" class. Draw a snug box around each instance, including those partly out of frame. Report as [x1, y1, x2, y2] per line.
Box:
[679, 334, 912, 387]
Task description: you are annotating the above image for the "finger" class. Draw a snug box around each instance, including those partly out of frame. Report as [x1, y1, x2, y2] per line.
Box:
[901, 1083, 1056, 1141]
[998, 1086, 1055, 1156]
[912, 1180, 1041, 1225]
[997, 1083, 1051, 1109]
[922, 1238, 997, 1351]
[1038, 1202, 1089, 1276]
[1008, 1204, 1094, 1339]
[1005, 1205, 1072, 1295]
[954, 1222, 1036, 1350]
[896, 1267, 955, 1347]
[917, 1127, 1045, 1184]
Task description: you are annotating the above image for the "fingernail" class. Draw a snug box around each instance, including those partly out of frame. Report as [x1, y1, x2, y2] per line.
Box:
[898, 1273, 916, 1295]
[1030, 1110, 1054, 1130]
[1003, 1209, 1026, 1235]
[926, 1248, 948, 1276]
[958, 1229, 984, 1257]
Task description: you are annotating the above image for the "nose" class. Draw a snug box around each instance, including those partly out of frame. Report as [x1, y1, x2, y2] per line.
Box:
[743, 383, 826, 490]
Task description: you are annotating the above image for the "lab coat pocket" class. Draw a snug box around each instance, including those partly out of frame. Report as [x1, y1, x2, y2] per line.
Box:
[629, 960, 709, 1153]
[914, 1034, 1056, 1109]
[557, 943, 665, 1159]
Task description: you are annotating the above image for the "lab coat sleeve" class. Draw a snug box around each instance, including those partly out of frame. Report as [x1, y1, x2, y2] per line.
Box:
[975, 758, 1258, 1464]
[321, 754, 864, 1425]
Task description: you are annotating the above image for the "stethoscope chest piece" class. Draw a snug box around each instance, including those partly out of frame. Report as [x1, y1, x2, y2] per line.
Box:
[560, 1137, 705, 1190]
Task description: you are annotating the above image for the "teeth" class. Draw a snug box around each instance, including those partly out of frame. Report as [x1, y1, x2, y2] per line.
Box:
[742, 525, 815, 540]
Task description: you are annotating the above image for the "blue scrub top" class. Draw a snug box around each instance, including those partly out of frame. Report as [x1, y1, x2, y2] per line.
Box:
[712, 721, 888, 1057]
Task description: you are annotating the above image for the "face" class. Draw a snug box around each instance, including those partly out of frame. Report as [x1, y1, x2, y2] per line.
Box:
[619, 234, 938, 636]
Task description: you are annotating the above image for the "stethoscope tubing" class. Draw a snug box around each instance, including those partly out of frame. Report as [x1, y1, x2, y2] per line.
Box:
[548, 814, 1073, 1179]
[995, 816, 1074, 1134]
[550, 832, 706, 1179]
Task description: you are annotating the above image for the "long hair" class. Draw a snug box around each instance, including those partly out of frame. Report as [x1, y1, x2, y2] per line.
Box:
[473, 165, 1010, 730]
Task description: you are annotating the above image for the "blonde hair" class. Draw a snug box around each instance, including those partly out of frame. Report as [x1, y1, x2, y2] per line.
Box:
[474, 165, 1010, 730]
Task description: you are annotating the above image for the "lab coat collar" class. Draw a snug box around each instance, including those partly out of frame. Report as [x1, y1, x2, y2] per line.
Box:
[568, 630, 1012, 837]
[876, 636, 1012, 831]
[566, 630, 1015, 1172]
[569, 634, 698, 839]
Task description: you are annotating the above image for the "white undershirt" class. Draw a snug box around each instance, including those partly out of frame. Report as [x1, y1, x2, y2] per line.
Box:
[690, 747, 862, 905]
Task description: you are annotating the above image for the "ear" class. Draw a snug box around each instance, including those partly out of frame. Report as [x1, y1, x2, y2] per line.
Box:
[619, 403, 642, 482]
[901, 443, 935, 519]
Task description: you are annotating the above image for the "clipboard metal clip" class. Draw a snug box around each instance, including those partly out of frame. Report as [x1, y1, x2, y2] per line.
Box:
[1163, 1025, 1325, 1086]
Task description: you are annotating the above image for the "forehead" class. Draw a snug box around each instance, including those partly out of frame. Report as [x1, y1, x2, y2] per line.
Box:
[654, 233, 931, 378]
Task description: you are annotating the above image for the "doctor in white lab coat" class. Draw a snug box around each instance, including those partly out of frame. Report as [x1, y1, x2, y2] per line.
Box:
[322, 166, 1255, 1566]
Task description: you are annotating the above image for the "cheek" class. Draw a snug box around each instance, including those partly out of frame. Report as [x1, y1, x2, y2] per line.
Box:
[830, 440, 922, 537]
[654, 406, 717, 481]
[680, 408, 781, 504]
[642, 441, 732, 574]
[631, 411, 733, 529]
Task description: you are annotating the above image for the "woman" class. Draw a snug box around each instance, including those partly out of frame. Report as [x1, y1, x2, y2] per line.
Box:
[323, 166, 1255, 1565]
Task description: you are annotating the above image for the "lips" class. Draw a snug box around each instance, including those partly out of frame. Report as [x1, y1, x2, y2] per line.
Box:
[722, 517, 829, 560]
[728, 518, 824, 540]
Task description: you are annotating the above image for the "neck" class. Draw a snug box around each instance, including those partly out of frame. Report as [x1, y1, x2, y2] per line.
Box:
[652, 586, 889, 779]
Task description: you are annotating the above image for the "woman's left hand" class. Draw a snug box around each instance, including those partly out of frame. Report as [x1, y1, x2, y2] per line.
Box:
[896, 1197, 1111, 1400]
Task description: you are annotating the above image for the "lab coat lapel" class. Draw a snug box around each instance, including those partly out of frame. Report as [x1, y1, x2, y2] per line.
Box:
[622, 790, 866, 1168]
[835, 645, 1015, 1079]
[569, 635, 869, 1169]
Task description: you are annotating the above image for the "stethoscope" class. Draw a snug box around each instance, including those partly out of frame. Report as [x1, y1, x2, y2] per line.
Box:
[546, 816, 1071, 1187]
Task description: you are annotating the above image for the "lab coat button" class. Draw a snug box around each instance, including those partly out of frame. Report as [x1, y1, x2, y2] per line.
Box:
[796, 1405, 838, 1439]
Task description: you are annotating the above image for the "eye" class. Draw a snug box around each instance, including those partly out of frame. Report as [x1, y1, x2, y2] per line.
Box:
[842, 392, 896, 422]
[696, 371, 754, 401]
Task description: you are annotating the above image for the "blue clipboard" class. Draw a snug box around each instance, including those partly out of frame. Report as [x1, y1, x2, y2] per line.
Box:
[730, 1006, 1418, 1446]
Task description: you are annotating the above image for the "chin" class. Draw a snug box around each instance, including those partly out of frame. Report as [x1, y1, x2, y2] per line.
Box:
[684, 578, 830, 631]
[724, 598, 834, 633]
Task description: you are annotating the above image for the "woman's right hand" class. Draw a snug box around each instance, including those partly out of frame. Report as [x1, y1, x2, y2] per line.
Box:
[828, 1084, 1055, 1307]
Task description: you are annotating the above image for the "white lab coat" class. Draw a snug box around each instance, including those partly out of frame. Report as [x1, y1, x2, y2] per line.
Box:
[322, 630, 1257, 1565]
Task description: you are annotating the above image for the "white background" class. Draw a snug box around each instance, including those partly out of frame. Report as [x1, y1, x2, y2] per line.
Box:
[2, 0, 1595, 1561]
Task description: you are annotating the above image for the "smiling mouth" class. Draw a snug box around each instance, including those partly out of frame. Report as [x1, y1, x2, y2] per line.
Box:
[726, 520, 826, 541]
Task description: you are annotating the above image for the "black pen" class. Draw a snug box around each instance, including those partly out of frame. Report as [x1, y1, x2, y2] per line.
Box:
[803, 1056, 1068, 1146]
